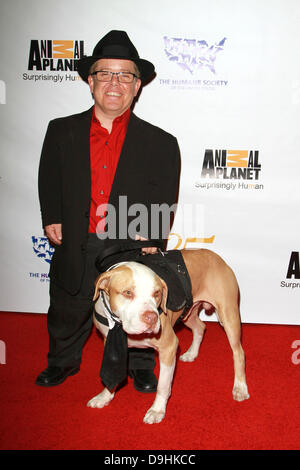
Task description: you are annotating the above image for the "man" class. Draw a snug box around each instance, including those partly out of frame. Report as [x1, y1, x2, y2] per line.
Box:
[36, 30, 180, 392]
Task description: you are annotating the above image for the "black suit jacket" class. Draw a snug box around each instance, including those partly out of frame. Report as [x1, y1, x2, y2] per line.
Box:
[38, 107, 180, 294]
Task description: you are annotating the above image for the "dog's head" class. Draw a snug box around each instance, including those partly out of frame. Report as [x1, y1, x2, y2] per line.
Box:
[93, 262, 168, 335]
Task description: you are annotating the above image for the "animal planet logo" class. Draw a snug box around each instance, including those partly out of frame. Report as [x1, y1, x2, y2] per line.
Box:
[195, 150, 264, 191]
[281, 251, 300, 289]
[160, 36, 228, 90]
[23, 40, 84, 83]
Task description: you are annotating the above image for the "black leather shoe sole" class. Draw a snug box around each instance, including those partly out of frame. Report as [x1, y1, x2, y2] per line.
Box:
[129, 369, 157, 393]
[35, 366, 80, 387]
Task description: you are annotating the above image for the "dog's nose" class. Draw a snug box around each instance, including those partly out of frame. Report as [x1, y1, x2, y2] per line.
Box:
[141, 311, 157, 327]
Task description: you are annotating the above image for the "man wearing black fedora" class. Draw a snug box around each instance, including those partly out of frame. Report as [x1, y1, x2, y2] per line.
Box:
[36, 30, 180, 392]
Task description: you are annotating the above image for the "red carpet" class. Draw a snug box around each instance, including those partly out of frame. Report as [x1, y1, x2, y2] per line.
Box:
[0, 312, 299, 450]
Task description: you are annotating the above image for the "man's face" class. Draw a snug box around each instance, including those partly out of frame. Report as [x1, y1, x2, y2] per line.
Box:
[88, 58, 141, 119]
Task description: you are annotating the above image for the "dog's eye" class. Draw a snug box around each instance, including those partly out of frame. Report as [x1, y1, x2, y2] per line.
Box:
[122, 290, 133, 299]
[153, 290, 161, 299]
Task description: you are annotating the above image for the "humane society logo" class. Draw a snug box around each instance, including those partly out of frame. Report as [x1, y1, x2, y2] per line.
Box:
[195, 149, 264, 191]
[159, 35, 228, 90]
[32, 236, 54, 264]
[30, 236, 54, 282]
[23, 39, 84, 83]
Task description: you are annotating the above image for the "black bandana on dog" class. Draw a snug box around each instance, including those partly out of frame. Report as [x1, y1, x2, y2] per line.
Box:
[96, 292, 128, 391]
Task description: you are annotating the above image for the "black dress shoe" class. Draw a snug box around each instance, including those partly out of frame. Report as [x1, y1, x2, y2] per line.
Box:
[35, 366, 80, 387]
[129, 369, 157, 393]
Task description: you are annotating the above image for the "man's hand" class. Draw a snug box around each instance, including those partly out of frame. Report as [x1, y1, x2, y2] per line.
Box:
[135, 235, 158, 254]
[45, 223, 62, 245]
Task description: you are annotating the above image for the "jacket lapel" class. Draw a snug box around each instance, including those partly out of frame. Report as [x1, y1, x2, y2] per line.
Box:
[69, 107, 93, 209]
[72, 106, 93, 174]
[109, 113, 144, 202]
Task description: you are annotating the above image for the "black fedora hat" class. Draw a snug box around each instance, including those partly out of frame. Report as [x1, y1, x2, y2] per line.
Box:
[78, 30, 155, 83]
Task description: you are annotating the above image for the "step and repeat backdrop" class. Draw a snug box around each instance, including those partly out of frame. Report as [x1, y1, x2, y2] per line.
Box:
[0, 0, 299, 324]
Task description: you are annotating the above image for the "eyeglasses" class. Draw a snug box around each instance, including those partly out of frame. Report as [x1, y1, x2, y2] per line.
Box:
[91, 70, 139, 83]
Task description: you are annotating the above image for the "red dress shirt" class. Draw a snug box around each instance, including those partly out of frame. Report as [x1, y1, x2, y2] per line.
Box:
[88, 107, 130, 233]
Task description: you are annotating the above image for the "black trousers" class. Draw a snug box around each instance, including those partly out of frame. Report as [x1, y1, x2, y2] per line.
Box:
[46, 234, 155, 371]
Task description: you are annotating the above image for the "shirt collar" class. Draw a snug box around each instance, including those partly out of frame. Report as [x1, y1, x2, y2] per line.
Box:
[92, 106, 131, 128]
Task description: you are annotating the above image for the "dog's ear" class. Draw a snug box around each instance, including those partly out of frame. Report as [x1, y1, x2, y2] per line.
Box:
[160, 278, 168, 314]
[93, 272, 112, 301]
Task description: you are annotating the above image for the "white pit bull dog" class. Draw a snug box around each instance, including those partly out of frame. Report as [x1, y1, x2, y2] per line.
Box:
[87, 249, 250, 423]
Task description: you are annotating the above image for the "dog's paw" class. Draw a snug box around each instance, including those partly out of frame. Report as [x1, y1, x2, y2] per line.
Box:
[143, 408, 165, 424]
[232, 382, 250, 402]
[179, 351, 196, 362]
[87, 389, 115, 409]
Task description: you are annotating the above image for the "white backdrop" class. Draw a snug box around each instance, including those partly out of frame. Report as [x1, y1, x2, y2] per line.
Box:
[0, 0, 299, 324]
